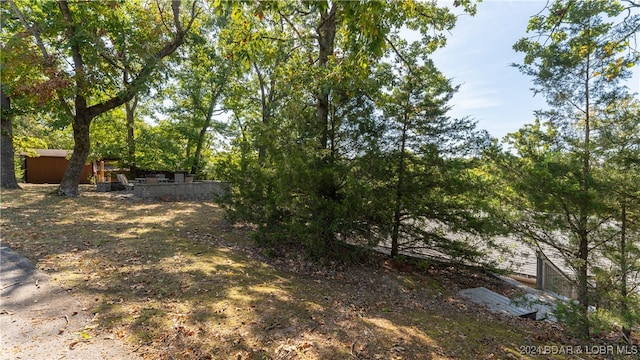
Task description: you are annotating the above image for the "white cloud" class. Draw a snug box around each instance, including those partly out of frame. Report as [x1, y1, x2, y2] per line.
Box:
[451, 83, 503, 112]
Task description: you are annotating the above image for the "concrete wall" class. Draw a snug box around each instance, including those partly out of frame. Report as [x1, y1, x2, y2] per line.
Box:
[133, 181, 229, 201]
[97, 182, 125, 192]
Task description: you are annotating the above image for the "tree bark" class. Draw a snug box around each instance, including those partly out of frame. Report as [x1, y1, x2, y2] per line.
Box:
[58, 115, 91, 196]
[1, 84, 20, 189]
[570, 34, 592, 340]
[391, 117, 409, 258]
[313, 5, 339, 250]
[316, 5, 337, 150]
[191, 79, 225, 177]
[125, 95, 138, 176]
[576, 231, 590, 339]
[191, 121, 210, 177]
[619, 200, 631, 341]
[254, 63, 270, 164]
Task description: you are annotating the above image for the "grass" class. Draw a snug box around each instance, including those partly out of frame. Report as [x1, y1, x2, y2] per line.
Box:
[0, 184, 631, 359]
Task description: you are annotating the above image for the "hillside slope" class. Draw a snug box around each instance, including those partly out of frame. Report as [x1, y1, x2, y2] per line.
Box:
[1, 185, 636, 359]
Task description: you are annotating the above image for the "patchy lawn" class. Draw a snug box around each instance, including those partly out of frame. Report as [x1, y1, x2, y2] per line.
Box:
[0, 185, 634, 359]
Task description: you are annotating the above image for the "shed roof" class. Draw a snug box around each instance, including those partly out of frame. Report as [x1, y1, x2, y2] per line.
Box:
[22, 149, 73, 158]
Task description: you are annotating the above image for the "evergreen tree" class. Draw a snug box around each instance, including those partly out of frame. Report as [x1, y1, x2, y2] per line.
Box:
[509, 0, 639, 338]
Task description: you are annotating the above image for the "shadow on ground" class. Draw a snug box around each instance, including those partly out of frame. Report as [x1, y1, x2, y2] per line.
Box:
[1, 185, 584, 360]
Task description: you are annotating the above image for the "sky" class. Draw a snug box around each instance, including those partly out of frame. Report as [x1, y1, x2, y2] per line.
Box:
[428, 0, 640, 141]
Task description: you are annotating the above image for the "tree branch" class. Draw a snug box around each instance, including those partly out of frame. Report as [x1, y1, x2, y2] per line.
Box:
[172, 0, 184, 33]
[100, 52, 125, 71]
[542, 0, 576, 47]
[86, 0, 198, 119]
[385, 35, 415, 76]
[8, 0, 73, 118]
[58, 0, 88, 114]
[8, 0, 48, 59]
[279, 8, 306, 42]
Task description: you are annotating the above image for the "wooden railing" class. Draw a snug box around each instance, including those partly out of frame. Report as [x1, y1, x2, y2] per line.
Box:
[536, 251, 577, 299]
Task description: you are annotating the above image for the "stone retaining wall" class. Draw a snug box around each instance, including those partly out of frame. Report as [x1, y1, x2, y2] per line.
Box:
[97, 182, 125, 192]
[133, 181, 229, 201]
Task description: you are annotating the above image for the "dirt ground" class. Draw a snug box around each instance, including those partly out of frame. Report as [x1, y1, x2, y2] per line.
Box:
[1, 185, 636, 359]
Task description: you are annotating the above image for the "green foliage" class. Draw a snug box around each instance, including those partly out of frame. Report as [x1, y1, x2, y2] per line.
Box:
[592, 267, 640, 333]
[133, 121, 186, 172]
[11, 111, 74, 151]
[592, 98, 640, 339]
[159, 8, 236, 178]
[512, 0, 638, 114]
[506, 0, 640, 340]
[554, 301, 593, 338]
[557, 293, 640, 339]
[12, 156, 24, 182]
[214, 1, 499, 262]
[89, 108, 128, 162]
[357, 39, 496, 262]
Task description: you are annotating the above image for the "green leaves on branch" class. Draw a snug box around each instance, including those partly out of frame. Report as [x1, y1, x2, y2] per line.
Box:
[217, 0, 496, 262]
[507, 0, 639, 339]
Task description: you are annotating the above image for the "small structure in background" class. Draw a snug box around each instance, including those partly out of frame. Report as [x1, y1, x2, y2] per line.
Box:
[21, 149, 93, 184]
[536, 251, 577, 299]
[93, 157, 127, 185]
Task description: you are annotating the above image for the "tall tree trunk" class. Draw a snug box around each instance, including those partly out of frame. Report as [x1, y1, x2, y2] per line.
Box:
[313, 5, 338, 249]
[59, 114, 91, 196]
[619, 200, 631, 341]
[58, 0, 91, 196]
[191, 123, 209, 177]
[391, 118, 409, 258]
[254, 63, 271, 164]
[575, 57, 592, 339]
[191, 79, 225, 177]
[125, 95, 138, 176]
[316, 6, 336, 151]
[1, 84, 20, 189]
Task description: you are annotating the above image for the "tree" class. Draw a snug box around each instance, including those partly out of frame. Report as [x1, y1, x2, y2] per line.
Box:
[302, 1, 474, 252]
[134, 120, 186, 172]
[371, 39, 492, 260]
[8, 0, 200, 196]
[510, 0, 639, 338]
[89, 107, 128, 164]
[216, 0, 482, 257]
[162, 11, 234, 178]
[1, 84, 20, 189]
[218, 2, 330, 251]
[592, 97, 640, 341]
[0, 3, 46, 189]
[217, 4, 311, 231]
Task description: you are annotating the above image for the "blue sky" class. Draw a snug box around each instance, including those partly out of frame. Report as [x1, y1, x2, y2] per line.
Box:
[429, 0, 640, 141]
